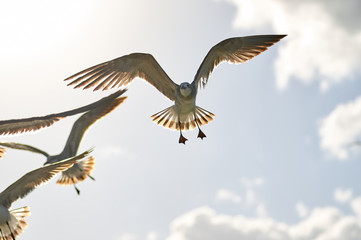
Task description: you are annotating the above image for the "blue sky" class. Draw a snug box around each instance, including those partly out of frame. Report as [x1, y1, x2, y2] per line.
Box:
[1, 0, 361, 239]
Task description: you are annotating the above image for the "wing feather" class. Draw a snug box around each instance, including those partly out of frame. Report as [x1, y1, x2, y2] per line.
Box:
[0, 89, 127, 135]
[0, 142, 49, 157]
[193, 34, 287, 88]
[60, 94, 127, 157]
[0, 150, 92, 208]
[65, 53, 177, 101]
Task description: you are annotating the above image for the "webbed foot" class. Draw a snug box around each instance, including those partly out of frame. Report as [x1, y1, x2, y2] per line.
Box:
[179, 134, 188, 144]
[197, 129, 206, 139]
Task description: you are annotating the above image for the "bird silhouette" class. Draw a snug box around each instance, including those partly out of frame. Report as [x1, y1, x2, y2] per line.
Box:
[65, 35, 286, 144]
[0, 89, 127, 194]
[0, 89, 127, 136]
[0, 150, 91, 240]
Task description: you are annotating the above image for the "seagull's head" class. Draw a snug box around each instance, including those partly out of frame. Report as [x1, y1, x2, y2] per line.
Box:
[179, 82, 192, 97]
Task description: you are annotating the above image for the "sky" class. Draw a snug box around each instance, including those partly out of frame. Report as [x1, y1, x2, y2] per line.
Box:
[1, 0, 361, 239]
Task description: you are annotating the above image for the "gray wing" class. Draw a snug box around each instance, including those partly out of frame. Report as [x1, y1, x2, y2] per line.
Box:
[0, 142, 49, 157]
[0, 115, 64, 136]
[60, 91, 127, 157]
[0, 89, 127, 135]
[0, 149, 91, 208]
[65, 53, 177, 101]
[192, 35, 287, 89]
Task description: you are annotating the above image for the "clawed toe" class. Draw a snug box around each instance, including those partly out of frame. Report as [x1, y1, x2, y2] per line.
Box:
[179, 134, 188, 144]
[197, 129, 206, 139]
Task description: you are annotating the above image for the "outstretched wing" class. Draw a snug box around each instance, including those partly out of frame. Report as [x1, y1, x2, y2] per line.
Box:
[0, 142, 49, 157]
[60, 92, 127, 157]
[65, 53, 177, 101]
[0, 149, 92, 208]
[0, 115, 64, 136]
[0, 89, 127, 136]
[192, 35, 287, 89]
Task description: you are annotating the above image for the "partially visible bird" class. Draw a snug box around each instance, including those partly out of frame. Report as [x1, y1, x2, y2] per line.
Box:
[0, 89, 127, 194]
[0, 150, 91, 240]
[0, 89, 127, 136]
[65, 34, 286, 143]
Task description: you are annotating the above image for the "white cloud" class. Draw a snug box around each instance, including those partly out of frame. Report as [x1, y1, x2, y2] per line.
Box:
[295, 202, 309, 218]
[351, 197, 361, 217]
[215, 177, 267, 216]
[218, 0, 361, 91]
[97, 144, 137, 160]
[166, 204, 361, 240]
[216, 189, 242, 203]
[146, 232, 158, 240]
[334, 188, 353, 203]
[319, 96, 361, 160]
[255, 203, 268, 218]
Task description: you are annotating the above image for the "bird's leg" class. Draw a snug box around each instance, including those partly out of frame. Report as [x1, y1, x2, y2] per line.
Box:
[87, 174, 95, 181]
[194, 113, 206, 139]
[6, 221, 15, 240]
[71, 178, 80, 195]
[73, 184, 80, 195]
[178, 118, 187, 144]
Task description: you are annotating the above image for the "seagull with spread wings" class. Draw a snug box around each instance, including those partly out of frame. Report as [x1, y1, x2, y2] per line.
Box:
[65, 35, 286, 143]
[0, 90, 127, 195]
[0, 89, 127, 136]
[0, 150, 91, 240]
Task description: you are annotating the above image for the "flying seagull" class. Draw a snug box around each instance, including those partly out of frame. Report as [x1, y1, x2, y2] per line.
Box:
[65, 35, 286, 143]
[0, 90, 127, 195]
[0, 89, 127, 136]
[0, 150, 91, 240]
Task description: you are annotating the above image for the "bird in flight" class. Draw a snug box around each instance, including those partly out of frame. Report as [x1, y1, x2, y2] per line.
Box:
[0, 90, 127, 195]
[0, 89, 127, 136]
[0, 150, 91, 240]
[65, 35, 286, 144]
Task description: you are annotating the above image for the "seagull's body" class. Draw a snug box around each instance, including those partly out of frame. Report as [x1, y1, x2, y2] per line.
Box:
[0, 90, 127, 194]
[65, 35, 286, 143]
[0, 150, 90, 240]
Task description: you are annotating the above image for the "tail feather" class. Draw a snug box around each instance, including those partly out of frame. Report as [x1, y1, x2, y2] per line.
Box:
[151, 106, 215, 131]
[0, 148, 5, 159]
[0, 207, 30, 240]
[56, 156, 95, 185]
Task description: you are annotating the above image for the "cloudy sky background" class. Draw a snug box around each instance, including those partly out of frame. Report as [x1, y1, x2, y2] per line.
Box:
[1, 0, 361, 239]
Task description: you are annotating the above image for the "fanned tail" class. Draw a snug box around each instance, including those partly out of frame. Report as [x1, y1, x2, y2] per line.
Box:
[151, 106, 215, 131]
[56, 156, 95, 185]
[0, 206, 30, 240]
